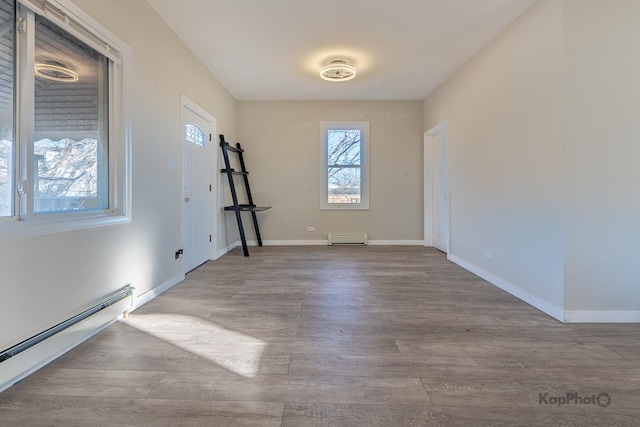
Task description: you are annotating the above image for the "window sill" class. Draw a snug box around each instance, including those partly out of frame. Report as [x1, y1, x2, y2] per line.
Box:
[320, 204, 370, 211]
[0, 213, 131, 241]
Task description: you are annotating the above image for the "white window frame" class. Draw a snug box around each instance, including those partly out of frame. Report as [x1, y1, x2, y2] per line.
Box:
[0, 0, 132, 240]
[320, 121, 369, 210]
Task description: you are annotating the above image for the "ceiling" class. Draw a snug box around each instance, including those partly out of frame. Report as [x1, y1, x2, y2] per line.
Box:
[146, 0, 536, 101]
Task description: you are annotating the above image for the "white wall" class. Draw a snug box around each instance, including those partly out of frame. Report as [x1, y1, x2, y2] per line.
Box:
[0, 0, 236, 350]
[237, 101, 424, 243]
[423, 0, 565, 316]
[563, 0, 640, 317]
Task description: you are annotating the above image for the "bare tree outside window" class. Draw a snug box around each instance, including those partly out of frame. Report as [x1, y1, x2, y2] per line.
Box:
[34, 138, 100, 212]
[0, 138, 11, 216]
[327, 129, 361, 203]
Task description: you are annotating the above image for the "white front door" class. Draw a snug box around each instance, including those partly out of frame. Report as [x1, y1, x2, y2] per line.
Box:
[433, 128, 449, 253]
[181, 97, 217, 273]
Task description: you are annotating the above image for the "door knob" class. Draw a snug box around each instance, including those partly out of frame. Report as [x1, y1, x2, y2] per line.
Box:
[184, 197, 190, 202]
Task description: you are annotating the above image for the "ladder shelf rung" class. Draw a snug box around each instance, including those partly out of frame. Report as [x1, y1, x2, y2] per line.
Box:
[220, 168, 249, 175]
[224, 205, 272, 212]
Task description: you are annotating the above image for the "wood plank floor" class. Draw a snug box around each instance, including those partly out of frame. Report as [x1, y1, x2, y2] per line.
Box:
[2, 246, 640, 426]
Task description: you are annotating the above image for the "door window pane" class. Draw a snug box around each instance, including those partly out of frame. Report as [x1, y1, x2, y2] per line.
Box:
[186, 124, 205, 146]
[33, 15, 108, 213]
[0, 0, 14, 217]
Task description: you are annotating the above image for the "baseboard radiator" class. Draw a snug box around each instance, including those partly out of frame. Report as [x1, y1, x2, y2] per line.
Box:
[328, 233, 368, 245]
[0, 285, 134, 392]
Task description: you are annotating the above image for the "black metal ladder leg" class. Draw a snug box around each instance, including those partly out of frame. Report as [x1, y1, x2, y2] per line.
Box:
[236, 142, 263, 247]
[236, 209, 250, 256]
[250, 211, 263, 246]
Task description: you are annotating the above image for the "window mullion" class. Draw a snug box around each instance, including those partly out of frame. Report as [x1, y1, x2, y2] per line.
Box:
[97, 55, 109, 210]
[15, 6, 35, 219]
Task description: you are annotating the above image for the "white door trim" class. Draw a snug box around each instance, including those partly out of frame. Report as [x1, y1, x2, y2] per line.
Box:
[424, 121, 450, 258]
[180, 95, 217, 273]
[424, 133, 434, 248]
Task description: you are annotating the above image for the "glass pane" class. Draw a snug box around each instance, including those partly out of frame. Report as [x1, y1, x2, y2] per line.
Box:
[327, 129, 360, 166]
[186, 124, 205, 146]
[33, 15, 108, 213]
[0, 0, 14, 217]
[328, 167, 361, 204]
[34, 137, 102, 211]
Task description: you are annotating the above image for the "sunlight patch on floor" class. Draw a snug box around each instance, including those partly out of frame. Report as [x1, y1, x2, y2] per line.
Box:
[121, 313, 266, 378]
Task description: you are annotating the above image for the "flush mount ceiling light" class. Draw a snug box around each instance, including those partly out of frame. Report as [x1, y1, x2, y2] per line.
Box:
[320, 60, 356, 82]
[34, 61, 79, 83]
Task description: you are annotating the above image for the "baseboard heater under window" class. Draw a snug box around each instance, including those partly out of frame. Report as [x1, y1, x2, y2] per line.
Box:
[0, 285, 134, 391]
[328, 233, 368, 245]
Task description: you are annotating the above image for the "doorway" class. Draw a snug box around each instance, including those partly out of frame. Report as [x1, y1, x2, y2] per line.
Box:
[424, 122, 450, 255]
[181, 96, 217, 273]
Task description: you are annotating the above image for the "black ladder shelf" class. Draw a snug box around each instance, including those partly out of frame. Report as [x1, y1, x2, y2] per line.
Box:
[219, 134, 271, 256]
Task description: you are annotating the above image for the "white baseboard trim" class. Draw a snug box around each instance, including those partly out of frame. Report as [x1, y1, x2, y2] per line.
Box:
[214, 241, 241, 260]
[449, 255, 565, 322]
[368, 240, 425, 246]
[564, 311, 640, 323]
[132, 274, 184, 311]
[262, 240, 327, 246]
[239, 239, 425, 246]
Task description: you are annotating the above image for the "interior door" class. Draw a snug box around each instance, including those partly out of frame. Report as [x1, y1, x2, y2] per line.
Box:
[182, 99, 216, 273]
[433, 128, 449, 253]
